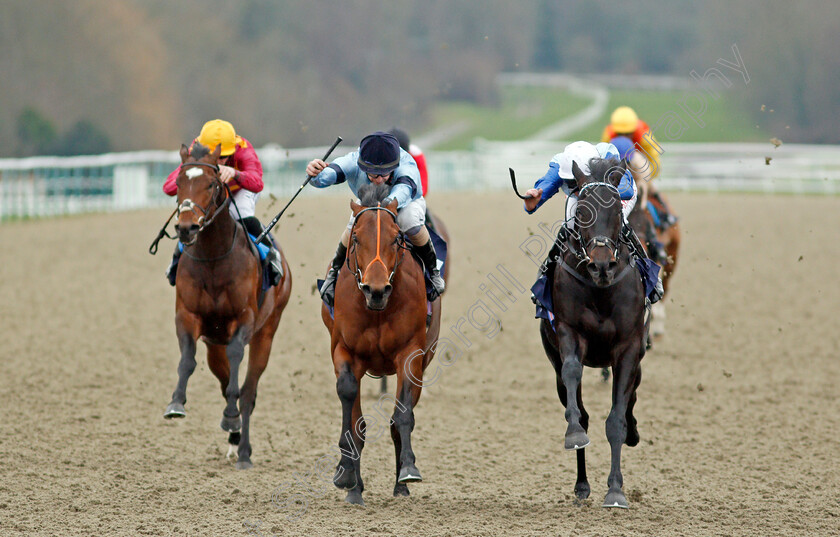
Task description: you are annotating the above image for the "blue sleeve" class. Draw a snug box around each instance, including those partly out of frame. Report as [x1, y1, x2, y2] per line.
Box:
[310, 151, 357, 188]
[388, 182, 414, 209]
[526, 162, 565, 214]
[618, 169, 635, 200]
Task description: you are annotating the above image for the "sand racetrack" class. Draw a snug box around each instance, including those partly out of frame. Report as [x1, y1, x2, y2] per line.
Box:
[2, 191, 839, 536]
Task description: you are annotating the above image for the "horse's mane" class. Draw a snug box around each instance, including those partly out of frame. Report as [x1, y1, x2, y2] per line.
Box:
[190, 143, 211, 160]
[587, 157, 622, 183]
[358, 183, 392, 207]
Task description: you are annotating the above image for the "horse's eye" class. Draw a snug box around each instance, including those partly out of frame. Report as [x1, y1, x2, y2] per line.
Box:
[352, 235, 358, 244]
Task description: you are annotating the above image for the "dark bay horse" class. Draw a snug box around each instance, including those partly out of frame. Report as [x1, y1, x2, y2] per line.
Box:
[163, 143, 292, 470]
[322, 183, 441, 505]
[539, 159, 647, 508]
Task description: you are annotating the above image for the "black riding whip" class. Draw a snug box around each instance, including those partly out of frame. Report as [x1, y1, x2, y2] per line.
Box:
[256, 136, 343, 243]
[509, 168, 534, 200]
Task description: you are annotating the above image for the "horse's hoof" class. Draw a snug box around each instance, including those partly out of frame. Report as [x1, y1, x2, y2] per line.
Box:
[164, 403, 186, 419]
[220, 414, 242, 433]
[398, 464, 422, 483]
[333, 466, 357, 490]
[235, 460, 253, 471]
[603, 490, 629, 509]
[393, 483, 410, 497]
[564, 431, 590, 450]
[345, 490, 364, 506]
[574, 482, 590, 500]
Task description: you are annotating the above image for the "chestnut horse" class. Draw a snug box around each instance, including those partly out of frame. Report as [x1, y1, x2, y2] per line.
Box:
[538, 159, 647, 508]
[322, 183, 442, 505]
[163, 143, 292, 470]
[628, 192, 681, 337]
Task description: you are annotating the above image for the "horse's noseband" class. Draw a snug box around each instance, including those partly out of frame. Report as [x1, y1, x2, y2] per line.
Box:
[349, 205, 406, 291]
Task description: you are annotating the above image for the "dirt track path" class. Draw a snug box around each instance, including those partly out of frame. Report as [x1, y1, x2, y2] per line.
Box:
[1, 192, 838, 536]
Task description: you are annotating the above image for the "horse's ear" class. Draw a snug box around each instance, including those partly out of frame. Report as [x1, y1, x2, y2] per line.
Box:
[572, 160, 588, 187]
[210, 144, 222, 163]
[385, 197, 398, 214]
[179, 144, 190, 163]
[607, 161, 627, 188]
[350, 199, 363, 215]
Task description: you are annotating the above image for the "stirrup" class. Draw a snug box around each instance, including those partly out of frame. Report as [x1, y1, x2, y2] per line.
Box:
[648, 278, 664, 304]
[266, 248, 284, 285]
[320, 267, 338, 306]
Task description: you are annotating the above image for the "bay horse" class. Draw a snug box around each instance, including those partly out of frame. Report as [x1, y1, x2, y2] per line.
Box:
[538, 158, 647, 508]
[322, 183, 442, 505]
[163, 143, 292, 470]
[628, 191, 681, 337]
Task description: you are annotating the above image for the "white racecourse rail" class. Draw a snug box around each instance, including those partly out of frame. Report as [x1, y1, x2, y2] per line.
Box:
[1, 142, 838, 220]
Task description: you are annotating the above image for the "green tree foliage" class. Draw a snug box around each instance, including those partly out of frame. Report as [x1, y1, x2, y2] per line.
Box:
[0, 0, 836, 152]
[16, 107, 57, 156]
[52, 120, 113, 157]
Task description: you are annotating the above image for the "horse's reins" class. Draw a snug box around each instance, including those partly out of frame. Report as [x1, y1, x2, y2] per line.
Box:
[348, 205, 407, 290]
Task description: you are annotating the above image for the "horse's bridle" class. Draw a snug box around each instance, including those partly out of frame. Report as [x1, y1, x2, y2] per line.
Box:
[555, 181, 637, 287]
[348, 205, 407, 291]
[573, 181, 626, 264]
[176, 162, 231, 244]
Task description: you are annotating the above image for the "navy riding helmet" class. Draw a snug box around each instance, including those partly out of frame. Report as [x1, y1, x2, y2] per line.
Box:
[358, 131, 400, 176]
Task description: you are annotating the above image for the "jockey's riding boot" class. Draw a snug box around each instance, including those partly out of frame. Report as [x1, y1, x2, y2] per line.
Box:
[319, 242, 347, 307]
[165, 245, 181, 286]
[652, 191, 677, 228]
[651, 276, 665, 304]
[646, 220, 668, 265]
[415, 239, 445, 298]
[265, 247, 284, 286]
[624, 225, 664, 304]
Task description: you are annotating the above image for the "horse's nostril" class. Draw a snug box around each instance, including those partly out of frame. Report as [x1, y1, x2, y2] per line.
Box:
[608, 260, 618, 271]
[361, 284, 371, 294]
[383, 284, 393, 295]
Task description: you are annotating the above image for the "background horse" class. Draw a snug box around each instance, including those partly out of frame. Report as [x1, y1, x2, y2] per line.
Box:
[539, 159, 647, 508]
[163, 143, 292, 470]
[322, 183, 441, 505]
[628, 192, 681, 337]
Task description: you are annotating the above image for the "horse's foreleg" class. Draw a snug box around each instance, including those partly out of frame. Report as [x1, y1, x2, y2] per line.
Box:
[234, 329, 273, 470]
[603, 347, 641, 509]
[206, 345, 239, 454]
[625, 365, 642, 447]
[393, 348, 424, 490]
[558, 329, 589, 451]
[333, 352, 365, 505]
[221, 327, 249, 436]
[164, 317, 200, 419]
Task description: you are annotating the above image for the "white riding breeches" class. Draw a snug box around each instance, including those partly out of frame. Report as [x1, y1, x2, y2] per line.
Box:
[228, 189, 259, 219]
[347, 197, 427, 236]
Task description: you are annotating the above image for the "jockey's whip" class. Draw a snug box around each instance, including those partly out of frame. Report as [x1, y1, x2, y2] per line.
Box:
[509, 168, 533, 200]
[257, 136, 343, 243]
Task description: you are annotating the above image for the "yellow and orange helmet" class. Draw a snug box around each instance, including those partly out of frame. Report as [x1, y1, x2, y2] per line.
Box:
[610, 106, 639, 134]
[197, 119, 243, 156]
